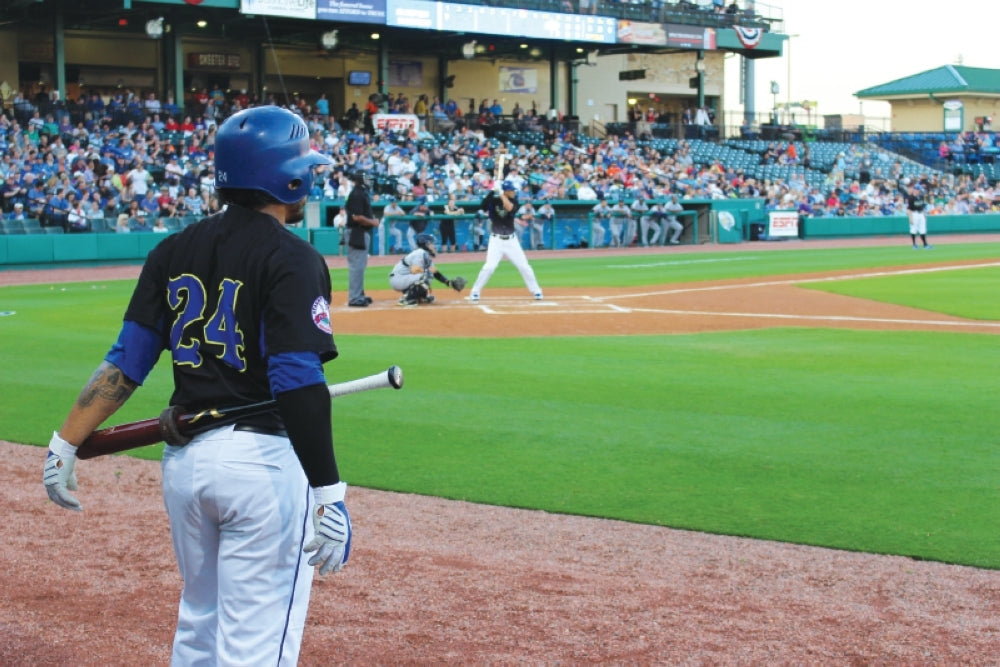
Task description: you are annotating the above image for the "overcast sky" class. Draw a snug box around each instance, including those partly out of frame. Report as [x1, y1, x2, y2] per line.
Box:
[722, 0, 998, 125]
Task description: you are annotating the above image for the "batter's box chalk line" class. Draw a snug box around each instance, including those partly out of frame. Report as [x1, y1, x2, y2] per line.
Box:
[478, 301, 630, 315]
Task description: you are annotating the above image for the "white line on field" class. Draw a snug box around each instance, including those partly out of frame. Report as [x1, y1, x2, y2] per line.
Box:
[624, 307, 1000, 329]
[610, 256, 758, 269]
[592, 261, 1000, 301]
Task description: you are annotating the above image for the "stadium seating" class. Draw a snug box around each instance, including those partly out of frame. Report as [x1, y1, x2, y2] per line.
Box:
[21, 219, 43, 234]
[1, 220, 25, 234]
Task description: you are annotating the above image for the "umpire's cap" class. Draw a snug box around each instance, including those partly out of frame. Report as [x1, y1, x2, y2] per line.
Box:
[214, 106, 332, 204]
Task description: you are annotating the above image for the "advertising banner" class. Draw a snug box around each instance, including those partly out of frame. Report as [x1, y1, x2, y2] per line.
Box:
[767, 210, 799, 238]
[499, 67, 538, 94]
[317, 0, 386, 23]
[240, 0, 316, 20]
[373, 113, 419, 135]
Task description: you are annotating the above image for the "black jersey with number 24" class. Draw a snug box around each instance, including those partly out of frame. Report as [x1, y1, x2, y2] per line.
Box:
[123, 205, 337, 424]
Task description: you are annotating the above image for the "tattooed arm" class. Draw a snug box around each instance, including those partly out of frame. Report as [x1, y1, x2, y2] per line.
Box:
[57, 361, 139, 445]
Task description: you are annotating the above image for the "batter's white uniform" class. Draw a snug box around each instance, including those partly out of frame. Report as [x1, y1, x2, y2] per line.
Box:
[470, 190, 542, 299]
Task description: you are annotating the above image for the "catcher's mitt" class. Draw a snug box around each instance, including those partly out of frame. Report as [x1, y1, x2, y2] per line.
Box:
[449, 276, 467, 292]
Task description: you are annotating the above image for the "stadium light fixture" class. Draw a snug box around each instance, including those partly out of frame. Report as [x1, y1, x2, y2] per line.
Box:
[145, 17, 164, 39]
[321, 30, 338, 50]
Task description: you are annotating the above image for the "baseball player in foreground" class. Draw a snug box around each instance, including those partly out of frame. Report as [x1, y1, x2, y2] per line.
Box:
[389, 232, 467, 306]
[43, 106, 351, 665]
[468, 179, 543, 302]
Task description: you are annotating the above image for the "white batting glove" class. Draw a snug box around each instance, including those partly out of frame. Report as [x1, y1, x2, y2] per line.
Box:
[492, 181, 502, 195]
[304, 482, 352, 575]
[43, 431, 82, 511]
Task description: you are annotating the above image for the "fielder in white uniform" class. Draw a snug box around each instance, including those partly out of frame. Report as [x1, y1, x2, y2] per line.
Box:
[469, 180, 543, 302]
[608, 199, 632, 248]
[536, 201, 556, 250]
[382, 197, 407, 253]
[634, 196, 661, 246]
[662, 194, 685, 244]
[590, 199, 611, 248]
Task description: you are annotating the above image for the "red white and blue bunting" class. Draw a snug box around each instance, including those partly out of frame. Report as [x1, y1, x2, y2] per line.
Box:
[734, 26, 763, 49]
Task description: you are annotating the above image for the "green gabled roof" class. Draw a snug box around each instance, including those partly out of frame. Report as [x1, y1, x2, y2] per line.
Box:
[856, 65, 1000, 99]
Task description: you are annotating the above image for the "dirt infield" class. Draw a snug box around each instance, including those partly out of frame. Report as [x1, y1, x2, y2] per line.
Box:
[2, 235, 999, 664]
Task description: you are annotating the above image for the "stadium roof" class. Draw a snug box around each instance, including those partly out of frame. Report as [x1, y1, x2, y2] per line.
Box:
[3, 0, 783, 61]
[856, 65, 1000, 100]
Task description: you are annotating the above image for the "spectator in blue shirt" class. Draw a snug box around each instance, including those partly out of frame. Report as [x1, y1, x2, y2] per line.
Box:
[140, 192, 160, 218]
[45, 189, 69, 229]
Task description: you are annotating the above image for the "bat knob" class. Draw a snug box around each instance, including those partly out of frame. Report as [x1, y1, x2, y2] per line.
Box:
[388, 365, 404, 389]
[159, 405, 192, 447]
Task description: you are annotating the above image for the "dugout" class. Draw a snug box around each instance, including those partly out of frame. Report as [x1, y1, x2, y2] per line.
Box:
[315, 196, 768, 255]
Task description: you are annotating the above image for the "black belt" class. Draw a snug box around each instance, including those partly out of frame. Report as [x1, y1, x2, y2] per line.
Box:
[492, 233, 515, 240]
[234, 423, 288, 438]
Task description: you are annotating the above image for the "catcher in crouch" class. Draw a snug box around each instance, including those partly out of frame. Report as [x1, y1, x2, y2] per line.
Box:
[389, 233, 467, 306]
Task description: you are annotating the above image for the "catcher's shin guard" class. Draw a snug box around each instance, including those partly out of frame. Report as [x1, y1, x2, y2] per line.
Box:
[403, 282, 429, 303]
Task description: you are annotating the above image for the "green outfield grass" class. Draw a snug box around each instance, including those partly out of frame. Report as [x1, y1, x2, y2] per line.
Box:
[3, 241, 998, 569]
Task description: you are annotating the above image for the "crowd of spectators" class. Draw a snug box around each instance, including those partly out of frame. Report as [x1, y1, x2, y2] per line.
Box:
[3, 86, 1000, 236]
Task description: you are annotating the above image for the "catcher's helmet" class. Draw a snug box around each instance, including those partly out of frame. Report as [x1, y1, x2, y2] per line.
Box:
[415, 233, 437, 255]
[214, 106, 332, 204]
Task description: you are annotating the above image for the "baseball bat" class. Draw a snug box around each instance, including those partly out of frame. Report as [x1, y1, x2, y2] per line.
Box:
[76, 366, 404, 460]
[494, 152, 507, 183]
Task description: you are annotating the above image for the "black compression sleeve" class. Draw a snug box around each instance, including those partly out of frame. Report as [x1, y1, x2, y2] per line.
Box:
[275, 383, 340, 488]
[433, 270, 449, 285]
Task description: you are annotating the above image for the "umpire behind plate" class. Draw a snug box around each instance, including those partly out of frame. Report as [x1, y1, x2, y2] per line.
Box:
[389, 233, 466, 306]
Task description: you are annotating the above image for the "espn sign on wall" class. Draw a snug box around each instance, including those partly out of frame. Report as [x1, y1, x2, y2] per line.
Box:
[767, 210, 800, 238]
[372, 113, 419, 135]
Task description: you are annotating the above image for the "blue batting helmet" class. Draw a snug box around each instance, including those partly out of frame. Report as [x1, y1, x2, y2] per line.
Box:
[214, 106, 332, 204]
[501, 179, 516, 192]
